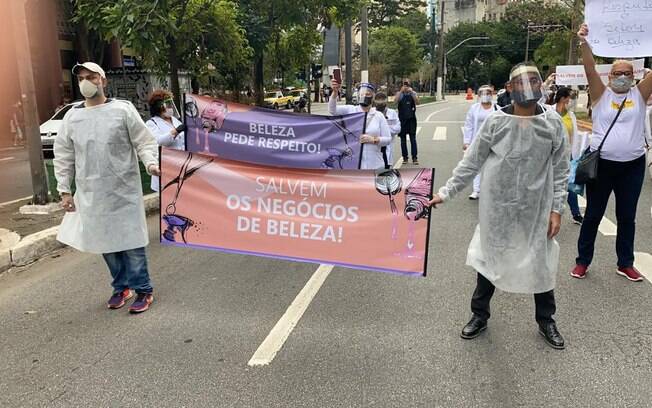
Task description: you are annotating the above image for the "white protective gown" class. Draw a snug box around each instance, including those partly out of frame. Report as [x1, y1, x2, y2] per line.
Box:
[438, 106, 569, 293]
[146, 115, 185, 191]
[328, 97, 391, 169]
[54, 99, 158, 254]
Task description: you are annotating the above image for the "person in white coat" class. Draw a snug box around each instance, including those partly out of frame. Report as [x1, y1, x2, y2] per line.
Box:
[146, 90, 185, 191]
[373, 92, 401, 168]
[430, 63, 570, 350]
[462, 85, 497, 200]
[328, 80, 391, 169]
[54, 62, 159, 313]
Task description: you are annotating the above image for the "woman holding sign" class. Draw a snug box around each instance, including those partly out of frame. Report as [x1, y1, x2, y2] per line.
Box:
[328, 79, 392, 169]
[571, 24, 652, 282]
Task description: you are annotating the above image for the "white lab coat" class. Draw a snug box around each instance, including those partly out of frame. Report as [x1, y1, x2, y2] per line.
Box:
[378, 107, 401, 167]
[463, 102, 496, 193]
[146, 115, 185, 191]
[54, 99, 158, 254]
[328, 95, 391, 169]
[438, 107, 569, 294]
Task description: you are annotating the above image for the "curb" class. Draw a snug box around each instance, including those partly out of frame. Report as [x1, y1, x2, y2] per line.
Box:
[577, 119, 593, 131]
[1, 193, 159, 274]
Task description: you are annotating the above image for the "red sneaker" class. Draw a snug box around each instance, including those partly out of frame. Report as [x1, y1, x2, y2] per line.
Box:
[570, 264, 588, 279]
[107, 289, 134, 309]
[616, 267, 644, 282]
[128, 293, 154, 313]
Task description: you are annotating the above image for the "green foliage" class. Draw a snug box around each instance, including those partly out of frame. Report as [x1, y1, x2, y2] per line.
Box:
[368, 0, 426, 28]
[369, 26, 420, 81]
[394, 10, 430, 58]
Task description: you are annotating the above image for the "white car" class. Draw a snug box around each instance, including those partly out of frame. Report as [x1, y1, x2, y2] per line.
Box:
[40, 102, 79, 158]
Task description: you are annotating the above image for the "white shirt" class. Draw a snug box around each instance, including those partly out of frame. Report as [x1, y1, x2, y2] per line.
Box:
[463, 103, 496, 145]
[328, 96, 392, 169]
[146, 115, 185, 191]
[590, 86, 647, 162]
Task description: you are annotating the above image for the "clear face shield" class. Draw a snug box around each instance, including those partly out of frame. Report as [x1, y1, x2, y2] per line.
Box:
[358, 83, 376, 107]
[509, 65, 543, 107]
[162, 98, 180, 118]
[478, 86, 493, 104]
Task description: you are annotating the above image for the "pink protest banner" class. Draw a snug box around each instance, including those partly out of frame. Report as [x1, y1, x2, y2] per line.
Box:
[160, 148, 434, 276]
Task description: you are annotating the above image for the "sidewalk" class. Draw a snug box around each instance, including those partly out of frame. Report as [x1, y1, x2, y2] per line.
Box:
[0, 193, 159, 273]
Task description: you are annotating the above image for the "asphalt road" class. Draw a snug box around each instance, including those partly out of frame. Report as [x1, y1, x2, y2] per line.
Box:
[0, 146, 33, 204]
[1, 96, 652, 407]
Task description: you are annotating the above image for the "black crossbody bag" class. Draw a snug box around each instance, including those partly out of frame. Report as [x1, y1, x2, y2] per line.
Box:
[575, 98, 627, 185]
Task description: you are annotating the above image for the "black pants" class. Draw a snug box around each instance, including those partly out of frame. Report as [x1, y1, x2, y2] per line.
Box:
[399, 117, 418, 160]
[471, 273, 556, 325]
[576, 155, 646, 268]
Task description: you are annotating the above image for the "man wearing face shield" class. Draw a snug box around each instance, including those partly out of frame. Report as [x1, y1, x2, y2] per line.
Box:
[373, 92, 401, 168]
[54, 62, 159, 313]
[429, 63, 570, 350]
[146, 90, 186, 192]
[328, 80, 392, 169]
[462, 85, 497, 200]
[570, 24, 652, 283]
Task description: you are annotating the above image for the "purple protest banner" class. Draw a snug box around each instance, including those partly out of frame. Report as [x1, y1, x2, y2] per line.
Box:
[183, 94, 365, 169]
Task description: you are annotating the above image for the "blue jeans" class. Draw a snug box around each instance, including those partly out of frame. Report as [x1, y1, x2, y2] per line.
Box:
[567, 191, 581, 217]
[576, 155, 645, 268]
[102, 247, 153, 294]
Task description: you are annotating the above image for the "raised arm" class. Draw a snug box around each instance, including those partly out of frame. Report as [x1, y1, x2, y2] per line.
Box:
[578, 23, 606, 104]
[637, 68, 652, 102]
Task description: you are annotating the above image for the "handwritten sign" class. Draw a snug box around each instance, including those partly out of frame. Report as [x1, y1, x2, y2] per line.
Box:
[556, 59, 646, 86]
[585, 0, 652, 57]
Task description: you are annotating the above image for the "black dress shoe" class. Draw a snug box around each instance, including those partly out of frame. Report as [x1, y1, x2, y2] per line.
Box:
[538, 322, 565, 350]
[461, 315, 487, 339]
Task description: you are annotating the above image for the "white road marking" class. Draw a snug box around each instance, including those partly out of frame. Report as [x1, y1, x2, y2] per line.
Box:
[425, 108, 451, 122]
[248, 264, 333, 366]
[432, 127, 447, 141]
[634, 252, 652, 284]
[576, 195, 617, 236]
[0, 157, 15, 162]
[0, 195, 32, 207]
[394, 158, 404, 169]
[416, 127, 422, 136]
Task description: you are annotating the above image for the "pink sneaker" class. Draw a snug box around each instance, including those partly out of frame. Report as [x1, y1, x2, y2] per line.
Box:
[570, 264, 588, 279]
[616, 267, 644, 282]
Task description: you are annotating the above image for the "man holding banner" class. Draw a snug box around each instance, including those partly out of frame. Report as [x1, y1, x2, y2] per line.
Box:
[430, 63, 570, 350]
[329, 80, 392, 169]
[571, 24, 652, 283]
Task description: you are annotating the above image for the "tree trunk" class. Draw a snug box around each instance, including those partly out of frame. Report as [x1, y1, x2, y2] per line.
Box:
[167, 36, 182, 109]
[254, 53, 264, 106]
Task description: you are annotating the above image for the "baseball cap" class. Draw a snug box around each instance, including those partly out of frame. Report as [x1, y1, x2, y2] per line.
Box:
[72, 62, 106, 78]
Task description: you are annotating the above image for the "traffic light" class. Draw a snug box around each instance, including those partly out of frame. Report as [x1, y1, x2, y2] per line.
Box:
[311, 63, 322, 79]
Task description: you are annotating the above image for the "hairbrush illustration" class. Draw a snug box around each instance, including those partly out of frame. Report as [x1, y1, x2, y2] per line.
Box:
[374, 169, 402, 239]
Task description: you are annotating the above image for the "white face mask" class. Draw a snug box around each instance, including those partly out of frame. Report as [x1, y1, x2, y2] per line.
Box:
[79, 79, 100, 99]
[480, 94, 492, 104]
[610, 75, 633, 93]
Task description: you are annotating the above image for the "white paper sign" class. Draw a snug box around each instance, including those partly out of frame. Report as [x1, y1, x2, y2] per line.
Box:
[585, 0, 652, 57]
[556, 59, 646, 85]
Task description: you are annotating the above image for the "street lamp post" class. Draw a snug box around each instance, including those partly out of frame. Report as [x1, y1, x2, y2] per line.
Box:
[443, 36, 490, 97]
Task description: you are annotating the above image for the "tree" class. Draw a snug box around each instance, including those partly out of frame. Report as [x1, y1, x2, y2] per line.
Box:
[237, 0, 364, 105]
[74, 0, 250, 107]
[394, 9, 430, 58]
[368, 0, 426, 28]
[369, 26, 420, 85]
[533, 31, 571, 76]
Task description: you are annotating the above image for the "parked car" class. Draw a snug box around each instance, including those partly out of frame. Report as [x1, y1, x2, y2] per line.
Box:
[40, 102, 80, 159]
[263, 91, 294, 110]
[288, 89, 307, 104]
